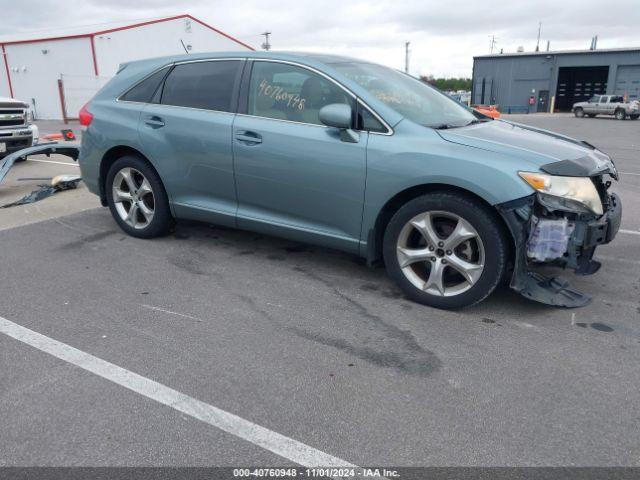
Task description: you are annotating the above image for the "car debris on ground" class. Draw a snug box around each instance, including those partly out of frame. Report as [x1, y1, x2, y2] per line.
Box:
[0, 142, 82, 207]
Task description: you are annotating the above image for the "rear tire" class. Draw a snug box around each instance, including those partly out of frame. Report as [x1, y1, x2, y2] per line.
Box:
[574, 108, 585, 118]
[105, 155, 173, 238]
[383, 193, 509, 309]
[615, 109, 626, 120]
[630, 114, 639, 120]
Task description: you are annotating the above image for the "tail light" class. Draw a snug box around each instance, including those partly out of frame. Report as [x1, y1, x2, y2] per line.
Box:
[79, 102, 93, 128]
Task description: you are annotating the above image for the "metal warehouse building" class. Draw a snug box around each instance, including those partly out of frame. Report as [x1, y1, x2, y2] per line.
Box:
[472, 47, 640, 113]
[0, 14, 253, 120]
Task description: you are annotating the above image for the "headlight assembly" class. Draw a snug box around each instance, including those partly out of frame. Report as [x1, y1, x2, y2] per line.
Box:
[518, 171, 603, 215]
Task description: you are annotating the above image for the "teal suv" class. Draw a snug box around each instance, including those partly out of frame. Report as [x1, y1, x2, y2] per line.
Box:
[78, 52, 621, 309]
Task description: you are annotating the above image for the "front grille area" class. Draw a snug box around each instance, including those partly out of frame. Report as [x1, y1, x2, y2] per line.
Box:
[5, 138, 30, 148]
[0, 119, 25, 127]
[0, 108, 26, 128]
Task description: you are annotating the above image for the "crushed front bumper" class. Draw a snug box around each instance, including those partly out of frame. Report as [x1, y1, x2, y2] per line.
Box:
[497, 191, 622, 308]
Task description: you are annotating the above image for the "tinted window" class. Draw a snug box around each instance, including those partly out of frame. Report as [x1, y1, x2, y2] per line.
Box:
[121, 67, 170, 103]
[248, 62, 354, 125]
[358, 106, 387, 133]
[161, 61, 241, 111]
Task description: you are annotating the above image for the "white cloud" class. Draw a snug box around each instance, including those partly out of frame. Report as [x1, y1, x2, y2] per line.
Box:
[3, 0, 640, 77]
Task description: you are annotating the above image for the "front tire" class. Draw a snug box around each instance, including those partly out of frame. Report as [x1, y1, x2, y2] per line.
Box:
[574, 108, 585, 118]
[383, 193, 509, 309]
[105, 155, 173, 238]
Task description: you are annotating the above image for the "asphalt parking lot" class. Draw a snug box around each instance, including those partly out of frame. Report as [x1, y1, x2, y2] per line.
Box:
[1, 114, 639, 469]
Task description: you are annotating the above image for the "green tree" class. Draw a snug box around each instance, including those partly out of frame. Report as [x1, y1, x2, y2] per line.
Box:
[419, 76, 472, 92]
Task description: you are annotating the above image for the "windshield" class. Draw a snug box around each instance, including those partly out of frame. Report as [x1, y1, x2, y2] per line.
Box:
[333, 62, 478, 128]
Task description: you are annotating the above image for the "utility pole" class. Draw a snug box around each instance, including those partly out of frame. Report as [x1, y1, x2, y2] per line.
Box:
[535, 22, 542, 52]
[489, 35, 497, 54]
[404, 42, 410, 73]
[261, 32, 271, 51]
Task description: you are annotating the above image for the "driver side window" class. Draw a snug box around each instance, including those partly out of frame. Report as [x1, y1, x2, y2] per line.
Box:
[248, 62, 354, 126]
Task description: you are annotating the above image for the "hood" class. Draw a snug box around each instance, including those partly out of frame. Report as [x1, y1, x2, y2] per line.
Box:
[0, 96, 28, 108]
[437, 119, 617, 179]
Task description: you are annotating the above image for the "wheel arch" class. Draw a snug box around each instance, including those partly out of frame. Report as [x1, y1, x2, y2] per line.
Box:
[366, 183, 515, 266]
[99, 145, 157, 206]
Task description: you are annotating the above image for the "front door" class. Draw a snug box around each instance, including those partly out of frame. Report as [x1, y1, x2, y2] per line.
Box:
[537, 90, 549, 112]
[138, 59, 244, 226]
[232, 61, 367, 252]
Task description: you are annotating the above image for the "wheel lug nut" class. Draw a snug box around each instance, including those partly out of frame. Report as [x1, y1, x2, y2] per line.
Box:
[441, 259, 447, 264]
[430, 256, 436, 262]
[438, 241, 444, 247]
[446, 250, 452, 255]
[429, 246, 434, 251]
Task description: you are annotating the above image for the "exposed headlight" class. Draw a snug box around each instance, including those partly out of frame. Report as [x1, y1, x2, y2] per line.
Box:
[518, 171, 603, 215]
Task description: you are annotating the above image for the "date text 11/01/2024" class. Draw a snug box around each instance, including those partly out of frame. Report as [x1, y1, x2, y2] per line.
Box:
[232, 468, 400, 477]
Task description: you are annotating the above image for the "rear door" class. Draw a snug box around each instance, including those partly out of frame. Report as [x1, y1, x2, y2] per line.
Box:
[138, 59, 244, 226]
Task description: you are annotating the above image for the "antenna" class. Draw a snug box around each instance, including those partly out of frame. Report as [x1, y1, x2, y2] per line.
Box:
[404, 42, 410, 73]
[535, 22, 542, 52]
[180, 39, 189, 54]
[489, 35, 498, 54]
[261, 32, 271, 51]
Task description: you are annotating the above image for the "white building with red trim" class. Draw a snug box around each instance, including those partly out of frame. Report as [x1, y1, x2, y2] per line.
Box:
[0, 14, 254, 120]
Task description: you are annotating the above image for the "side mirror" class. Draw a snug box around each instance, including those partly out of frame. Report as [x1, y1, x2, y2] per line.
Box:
[319, 103, 359, 143]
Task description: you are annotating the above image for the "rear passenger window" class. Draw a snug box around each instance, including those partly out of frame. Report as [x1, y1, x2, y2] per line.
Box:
[161, 61, 241, 112]
[120, 67, 170, 103]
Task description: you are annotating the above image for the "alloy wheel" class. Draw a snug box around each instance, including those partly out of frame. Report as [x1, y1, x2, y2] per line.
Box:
[111, 167, 155, 229]
[396, 211, 485, 297]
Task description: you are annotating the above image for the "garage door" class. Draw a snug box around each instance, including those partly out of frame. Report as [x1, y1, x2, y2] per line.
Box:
[614, 65, 640, 100]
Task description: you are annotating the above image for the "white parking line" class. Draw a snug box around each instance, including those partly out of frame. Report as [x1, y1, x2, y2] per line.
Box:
[0, 315, 355, 469]
[27, 158, 79, 167]
[620, 229, 640, 236]
[620, 171, 640, 176]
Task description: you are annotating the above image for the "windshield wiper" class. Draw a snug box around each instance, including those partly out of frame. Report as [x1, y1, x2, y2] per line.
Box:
[430, 123, 456, 130]
[465, 118, 492, 126]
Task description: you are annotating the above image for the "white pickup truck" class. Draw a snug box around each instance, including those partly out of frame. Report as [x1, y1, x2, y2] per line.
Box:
[573, 95, 640, 120]
[0, 96, 39, 158]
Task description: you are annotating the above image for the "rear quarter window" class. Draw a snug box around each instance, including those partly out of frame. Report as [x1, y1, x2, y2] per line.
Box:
[120, 67, 170, 103]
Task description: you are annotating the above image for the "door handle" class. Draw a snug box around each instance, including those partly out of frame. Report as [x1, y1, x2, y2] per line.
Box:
[235, 131, 262, 145]
[144, 115, 165, 128]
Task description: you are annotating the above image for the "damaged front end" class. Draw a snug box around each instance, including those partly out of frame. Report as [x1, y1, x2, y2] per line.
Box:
[497, 155, 622, 307]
